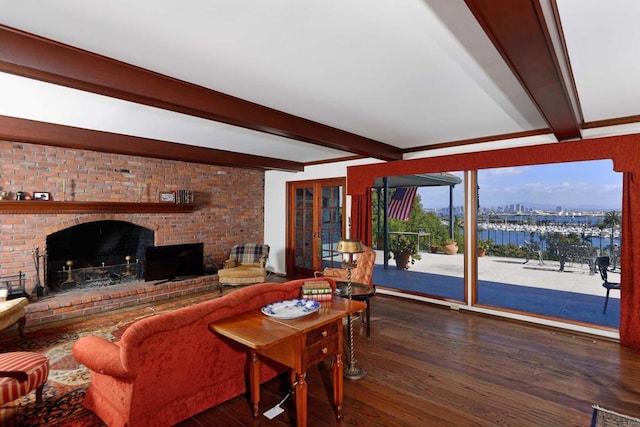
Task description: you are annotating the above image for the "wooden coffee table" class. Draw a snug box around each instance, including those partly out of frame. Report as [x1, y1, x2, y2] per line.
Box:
[209, 297, 365, 427]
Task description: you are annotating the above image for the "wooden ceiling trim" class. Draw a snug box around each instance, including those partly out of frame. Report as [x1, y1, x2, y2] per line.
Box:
[303, 155, 366, 167]
[583, 115, 640, 130]
[403, 128, 551, 153]
[0, 25, 403, 162]
[0, 115, 304, 171]
[465, 0, 581, 141]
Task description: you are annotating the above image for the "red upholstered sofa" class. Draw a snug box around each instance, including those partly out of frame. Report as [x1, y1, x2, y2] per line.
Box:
[72, 277, 336, 427]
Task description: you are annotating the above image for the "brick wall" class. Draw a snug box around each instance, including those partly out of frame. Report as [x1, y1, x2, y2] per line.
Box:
[0, 141, 265, 292]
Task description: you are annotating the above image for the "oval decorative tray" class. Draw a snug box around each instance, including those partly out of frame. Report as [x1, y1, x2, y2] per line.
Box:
[261, 299, 321, 319]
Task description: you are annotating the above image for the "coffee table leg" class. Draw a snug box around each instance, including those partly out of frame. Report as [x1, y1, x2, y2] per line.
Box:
[334, 351, 344, 419]
[249, 351, 260, 417]
[295, 371, 307, 426]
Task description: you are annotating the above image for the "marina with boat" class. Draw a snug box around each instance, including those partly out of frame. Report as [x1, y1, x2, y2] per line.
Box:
[476, 212, 621, 250]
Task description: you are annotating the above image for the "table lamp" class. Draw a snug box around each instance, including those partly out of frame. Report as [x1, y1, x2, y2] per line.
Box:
[336, 238, 366, 380]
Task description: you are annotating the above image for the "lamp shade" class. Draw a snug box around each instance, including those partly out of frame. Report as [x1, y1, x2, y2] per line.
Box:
[336, 239, 365, 254]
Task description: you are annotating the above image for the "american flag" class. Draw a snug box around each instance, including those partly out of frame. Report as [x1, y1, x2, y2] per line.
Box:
[387, 187, 417, 221]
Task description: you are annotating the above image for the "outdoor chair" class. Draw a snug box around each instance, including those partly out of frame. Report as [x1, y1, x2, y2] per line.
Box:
[522, 240, 544, 265]
[596, 256, 621, 314]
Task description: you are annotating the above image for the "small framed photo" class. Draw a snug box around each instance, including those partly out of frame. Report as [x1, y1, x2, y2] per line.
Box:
[159, 191, 176, 203]
[33, 192, 51, 201]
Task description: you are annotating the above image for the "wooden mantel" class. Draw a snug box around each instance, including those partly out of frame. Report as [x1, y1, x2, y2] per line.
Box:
[0, 200, 196, 214]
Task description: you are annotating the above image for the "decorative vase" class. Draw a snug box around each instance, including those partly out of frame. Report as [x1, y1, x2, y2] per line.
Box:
[478, 248, 486, 257]
[395, 252, 411, 270]
[430, 245, 438, 254]
[443, 241, 458, 255]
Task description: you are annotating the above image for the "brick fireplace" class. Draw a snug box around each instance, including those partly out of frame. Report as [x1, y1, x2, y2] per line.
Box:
[0, 141, 266, 325]
[46, 219, 154, 290]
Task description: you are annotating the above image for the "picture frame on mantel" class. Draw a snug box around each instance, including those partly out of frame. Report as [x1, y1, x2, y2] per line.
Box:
[159, 191, 176, 203]
[33, 192, 51, 201]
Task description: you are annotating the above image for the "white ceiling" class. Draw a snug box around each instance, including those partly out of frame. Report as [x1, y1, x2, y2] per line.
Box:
[557, 0, 640, 122]
[0, 0, 639, 169]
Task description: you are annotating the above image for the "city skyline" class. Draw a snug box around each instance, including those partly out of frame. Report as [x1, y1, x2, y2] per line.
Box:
[418, 159, 623, 212]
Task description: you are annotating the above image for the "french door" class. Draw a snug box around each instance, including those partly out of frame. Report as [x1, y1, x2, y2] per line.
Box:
[287, 178, 345, 277]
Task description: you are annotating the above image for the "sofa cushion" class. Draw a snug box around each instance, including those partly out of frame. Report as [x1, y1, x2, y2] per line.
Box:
[218, 265, 264, 278]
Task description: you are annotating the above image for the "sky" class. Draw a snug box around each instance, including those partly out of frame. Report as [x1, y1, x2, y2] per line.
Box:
[418, 159, 623, 211]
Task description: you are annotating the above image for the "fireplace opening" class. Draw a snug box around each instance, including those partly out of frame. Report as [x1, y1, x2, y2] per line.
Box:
[46, 220, 154, 290]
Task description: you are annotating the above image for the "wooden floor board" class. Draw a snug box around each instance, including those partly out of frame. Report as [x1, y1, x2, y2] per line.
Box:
[351, 295, 633, 427]
[20, 290, 639, 426]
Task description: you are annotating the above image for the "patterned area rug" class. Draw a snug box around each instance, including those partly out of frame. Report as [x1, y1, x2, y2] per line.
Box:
[592, 405, 640, 427]
[0, 304, 179, 426]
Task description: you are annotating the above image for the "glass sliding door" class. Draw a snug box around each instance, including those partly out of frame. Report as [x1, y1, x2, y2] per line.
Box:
[475, 160, 622, 328]
[371, 174, 466, 302]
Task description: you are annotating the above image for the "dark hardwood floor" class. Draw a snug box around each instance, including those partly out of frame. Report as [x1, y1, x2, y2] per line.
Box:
[5, 288, 638, 426]
[177, 295, 640, 426]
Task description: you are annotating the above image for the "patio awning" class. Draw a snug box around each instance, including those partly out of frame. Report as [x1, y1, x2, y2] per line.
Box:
[374, 173, 462, 269]
[372, 173, 462, 189]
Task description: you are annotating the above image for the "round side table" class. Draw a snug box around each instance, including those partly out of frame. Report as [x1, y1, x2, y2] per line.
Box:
[335, 282, 375, 338]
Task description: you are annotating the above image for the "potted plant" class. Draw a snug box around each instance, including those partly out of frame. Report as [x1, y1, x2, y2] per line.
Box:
[388, 235, 422, 270]
[442, 239, 459, 255]
[477, 238, 492, 257]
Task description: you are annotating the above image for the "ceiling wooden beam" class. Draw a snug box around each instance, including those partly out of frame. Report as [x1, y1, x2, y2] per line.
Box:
[465, 0, 582, 141]
[0, 25, 403, 162]
[0, 115, 304, 172]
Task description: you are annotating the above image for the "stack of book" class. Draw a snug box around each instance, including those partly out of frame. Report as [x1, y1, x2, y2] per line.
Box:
[301, 281, 333, 301]
[176, 189, 193, 204]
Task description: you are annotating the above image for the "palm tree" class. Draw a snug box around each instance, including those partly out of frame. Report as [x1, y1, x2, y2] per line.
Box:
[596, 221, 606, 251]
[602, 211, 621, 254]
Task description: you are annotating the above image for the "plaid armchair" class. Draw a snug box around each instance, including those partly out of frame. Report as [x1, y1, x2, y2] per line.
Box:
[217, 243, 270, 286]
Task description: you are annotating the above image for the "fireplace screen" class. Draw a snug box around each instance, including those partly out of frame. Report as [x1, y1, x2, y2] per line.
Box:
[46, 220, 154, 290]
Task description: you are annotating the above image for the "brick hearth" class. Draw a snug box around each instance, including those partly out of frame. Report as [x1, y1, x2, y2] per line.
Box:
[23, 275, 219, 326]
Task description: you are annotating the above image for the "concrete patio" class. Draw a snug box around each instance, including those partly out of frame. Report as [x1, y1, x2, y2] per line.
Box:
[372, 249, 620, 328]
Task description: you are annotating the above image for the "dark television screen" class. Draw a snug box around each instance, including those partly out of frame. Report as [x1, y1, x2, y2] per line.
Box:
[144, 242, 204, 281]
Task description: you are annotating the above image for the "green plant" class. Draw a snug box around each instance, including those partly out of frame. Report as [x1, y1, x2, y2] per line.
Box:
[602, 210, 621, 255]
[388, 235, 422, 262]
[478, 238, 493, 251]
